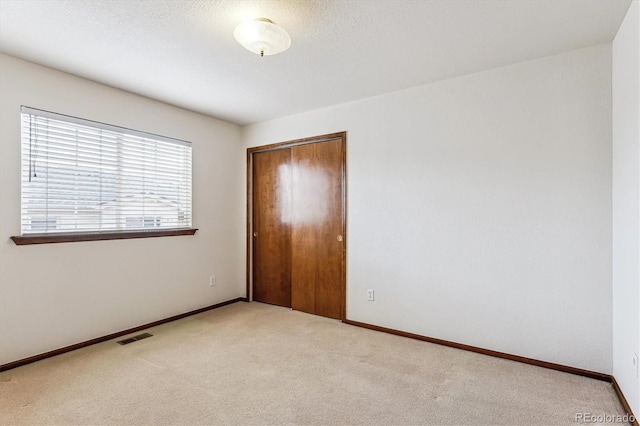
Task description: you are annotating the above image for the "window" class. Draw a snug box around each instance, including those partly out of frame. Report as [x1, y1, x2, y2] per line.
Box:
[18, 106, 193, 239]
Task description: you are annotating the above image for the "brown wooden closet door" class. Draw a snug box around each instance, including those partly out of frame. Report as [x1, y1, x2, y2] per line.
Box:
[290, 139, 344, 320]
[252, 149, 292, 307]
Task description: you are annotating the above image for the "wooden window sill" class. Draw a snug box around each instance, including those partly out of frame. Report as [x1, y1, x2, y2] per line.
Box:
[10, 228, 198, 245]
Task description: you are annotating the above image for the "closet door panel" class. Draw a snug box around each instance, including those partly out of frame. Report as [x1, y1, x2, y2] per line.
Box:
[291, 140, 344, 319]
[252, 149, 292, 307]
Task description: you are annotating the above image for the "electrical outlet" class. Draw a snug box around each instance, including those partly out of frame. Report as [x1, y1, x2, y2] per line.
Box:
[209, 276, 216, 287]
[367, 289, 374, 301]
[633, 353, 638, 378]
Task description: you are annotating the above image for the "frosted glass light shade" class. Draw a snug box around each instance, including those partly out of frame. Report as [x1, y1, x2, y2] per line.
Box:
[234, 18, 291, 57]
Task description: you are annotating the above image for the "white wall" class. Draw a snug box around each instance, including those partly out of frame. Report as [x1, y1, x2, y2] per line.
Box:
[0, 54, 246, 365]
[243, 45, 613, 373]
[612, 0, 640, 415]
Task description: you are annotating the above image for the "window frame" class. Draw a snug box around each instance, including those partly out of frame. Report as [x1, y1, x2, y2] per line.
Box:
[11, 228, 197, 245]
[11, 107, 198, 245]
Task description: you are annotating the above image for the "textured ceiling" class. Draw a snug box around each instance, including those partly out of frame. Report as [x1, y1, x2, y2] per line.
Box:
[0, 0, 632, 125]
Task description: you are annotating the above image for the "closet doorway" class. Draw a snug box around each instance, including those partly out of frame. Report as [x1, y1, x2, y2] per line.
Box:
[247, 132, 346, 320]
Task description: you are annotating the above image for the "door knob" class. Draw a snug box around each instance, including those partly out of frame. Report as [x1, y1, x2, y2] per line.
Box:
[253, 232, 258, 237]
[337, 235, 343, 242]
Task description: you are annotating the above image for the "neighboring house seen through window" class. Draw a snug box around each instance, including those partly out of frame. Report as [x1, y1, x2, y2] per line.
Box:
[20, 106, 193, 235]
[29, 218, 58, 232]
[125, 217, 162, 229]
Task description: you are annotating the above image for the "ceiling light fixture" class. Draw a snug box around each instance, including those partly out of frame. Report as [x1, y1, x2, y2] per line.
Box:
[233, 18, 291, 57]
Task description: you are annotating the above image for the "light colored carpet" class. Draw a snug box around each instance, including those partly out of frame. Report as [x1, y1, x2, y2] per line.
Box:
[0, 301, 626, 425]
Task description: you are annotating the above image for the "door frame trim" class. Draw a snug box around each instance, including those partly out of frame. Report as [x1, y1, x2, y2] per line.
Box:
[246, 131, 347, 320]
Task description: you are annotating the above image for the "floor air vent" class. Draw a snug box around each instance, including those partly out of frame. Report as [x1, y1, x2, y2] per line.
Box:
[117, 333, 153, 345]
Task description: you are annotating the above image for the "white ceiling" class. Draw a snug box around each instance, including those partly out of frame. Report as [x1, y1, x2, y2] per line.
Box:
[0, 0, 631, 125]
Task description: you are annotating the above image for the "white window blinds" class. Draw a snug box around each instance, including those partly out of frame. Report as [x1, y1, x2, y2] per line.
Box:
[20, 107, 192, 235]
